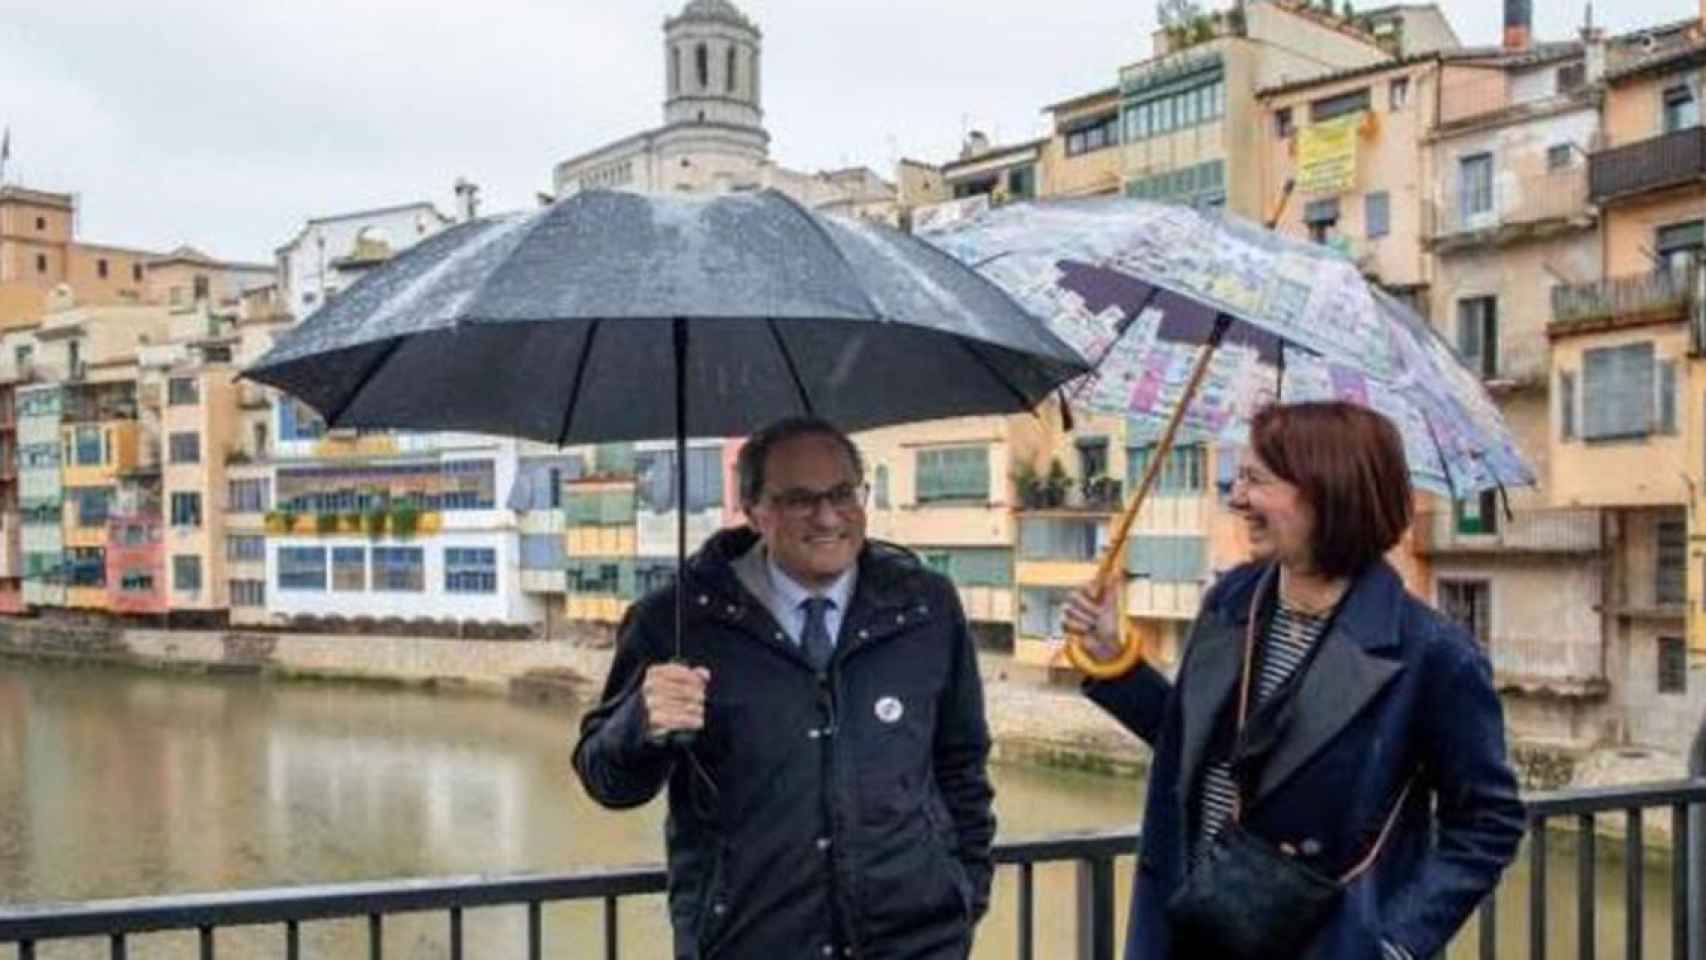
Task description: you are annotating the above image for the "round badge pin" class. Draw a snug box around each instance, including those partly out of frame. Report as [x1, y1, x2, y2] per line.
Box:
[874, 696, 904, 724]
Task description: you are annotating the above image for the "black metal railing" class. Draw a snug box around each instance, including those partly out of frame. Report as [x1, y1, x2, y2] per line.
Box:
[1, 785, 1701, 959]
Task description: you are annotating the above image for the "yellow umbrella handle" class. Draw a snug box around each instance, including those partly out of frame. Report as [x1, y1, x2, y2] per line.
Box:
[1065, 315, 1230, 680]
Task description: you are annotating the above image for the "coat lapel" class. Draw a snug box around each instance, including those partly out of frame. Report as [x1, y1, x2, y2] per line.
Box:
[1248, 562, 1409, 806]
[1248, 624, 1403, 804]
[1175, 617, 1246, 804]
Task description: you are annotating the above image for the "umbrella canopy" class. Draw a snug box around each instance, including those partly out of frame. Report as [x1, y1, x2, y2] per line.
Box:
[246, 189, 1088, 444]
[919, 197, 1534, 499]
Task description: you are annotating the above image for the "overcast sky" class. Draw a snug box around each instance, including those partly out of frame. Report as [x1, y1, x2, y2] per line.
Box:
[0, 0, 1693, 263]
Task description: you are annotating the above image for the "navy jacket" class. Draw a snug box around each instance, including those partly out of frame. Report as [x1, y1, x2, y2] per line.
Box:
[1087, 561, 1525, 960]
[573, 527, 995, 960]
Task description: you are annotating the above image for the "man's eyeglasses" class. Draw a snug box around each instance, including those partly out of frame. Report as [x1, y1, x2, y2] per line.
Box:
[765, 483, 868, 518]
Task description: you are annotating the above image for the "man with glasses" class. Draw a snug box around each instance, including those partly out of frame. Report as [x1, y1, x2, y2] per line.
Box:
[574, 416, 995, 960]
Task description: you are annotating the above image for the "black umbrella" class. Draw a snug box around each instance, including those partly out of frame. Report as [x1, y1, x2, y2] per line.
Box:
[245, 189, 1088, 705]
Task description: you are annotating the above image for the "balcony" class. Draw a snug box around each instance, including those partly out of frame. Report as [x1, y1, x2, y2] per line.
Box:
[1550, 266, 1697, 335]
[1428, 169, 1593, 253]
[1413, 508, 1603, 557]
[1589, 126, 1706, 204]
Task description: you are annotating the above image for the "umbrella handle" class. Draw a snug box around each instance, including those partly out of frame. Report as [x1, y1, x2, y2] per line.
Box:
[1066, 316, 1229, 680]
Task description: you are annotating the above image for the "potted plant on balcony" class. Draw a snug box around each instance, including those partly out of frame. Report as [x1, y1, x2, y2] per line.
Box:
[1012, 463, 1047, 510]
[390, 503, 420, 539]
[1043, 458, 1071, 509]
[315, 513, 339, 535]
[362, 509, 388, 538]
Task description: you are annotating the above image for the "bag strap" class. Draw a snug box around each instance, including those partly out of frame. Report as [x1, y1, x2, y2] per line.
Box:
[1231, 564, 1417, 883]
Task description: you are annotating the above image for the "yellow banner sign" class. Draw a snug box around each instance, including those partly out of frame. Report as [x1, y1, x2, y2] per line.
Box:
[1296, 114, 1361, 196]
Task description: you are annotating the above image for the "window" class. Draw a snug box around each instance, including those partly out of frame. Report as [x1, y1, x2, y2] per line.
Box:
[1663, 84, 1699, 134]
[119, 524, 149, 546]
[918, 548, 1012, 587]
[14, 345, 31, 371]
[1454, 491, 1500, 535]
[1437, 579, 1491, 649]
[278, 398, 325, 441]
[34, 216, 45, 231]
[193, 275, 209, 301]
[173, 556, 203, 594]
[1557, 63, 1586, 93]
[1125, 75, 1225, 142]
[67, 547, 105, 587]
[1124, 159, 1226, 208]
[567, 559, 626, 595]
[1127, 443, 1205, 494]
[670, 46, 681, 93]
[332, 547, 366, 592]
[1660, 361, 1678, 434]
[1583, 342, 1656, 440]
[227, 536, 266, 563]
[916, 447, 990, 503]
[167, 377, 200, 405]
[1007, 165, 1036, 200]
[1304, 197, 1340, 245]
[73, 426, 102, 465]
[1655, 220, 1704, 274]
[634, 446, 724, 513]
[1077, 437, 1109, 480]
[1459, 153, 1494, 220]
[520, 534, 564, 571]
[230, 580, 266, 608]
[97, 259, 108, 279]
[168, 432, 201, 465]
[696, 43, 708, 88]
[1456, 297, 1498, 379]
[1547, 144, 1573, 171]
[446, 547, 498, 594]
[68, 487, 110, 528]
[1274, 107, 1295, 138]
[1365, 192, 1390, 239]
[1018, 586, 1075, 639]
[1127, 535, 1207, 581]
[1065, 114, 1119, 156]
[170, 492, 202, 528]
[1559, 370, 1576, 440]
[120, 571, 155, 593]
[371, 546, 425, 592]
[35, 253, 46, 274]
[131, 263, 143, 282]
[278, 547, 327, 591]
[227, 478, 270, 513]
[1658, 637, 1688, 694]
[726, 46, 736, 92]
[1019, 517, 1102, 562]
[1657, 516, 1686, 606]
[873, 464, 890, 510]
[1389, 77, 1410, 110]
[1311, 87, 1371, 123]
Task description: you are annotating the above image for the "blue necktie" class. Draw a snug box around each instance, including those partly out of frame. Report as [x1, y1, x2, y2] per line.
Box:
[800, 597, 834, 671]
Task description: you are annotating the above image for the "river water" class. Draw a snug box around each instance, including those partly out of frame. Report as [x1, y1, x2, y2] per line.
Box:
[0, 661, 1679, 958]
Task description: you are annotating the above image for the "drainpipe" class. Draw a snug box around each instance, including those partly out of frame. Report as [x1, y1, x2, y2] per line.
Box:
[1689, 703, 1703, 960]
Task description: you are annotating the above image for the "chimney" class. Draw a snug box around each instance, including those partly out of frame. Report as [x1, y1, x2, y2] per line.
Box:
[453, 178, 481, 222]
[1503, 0, 1532, 50]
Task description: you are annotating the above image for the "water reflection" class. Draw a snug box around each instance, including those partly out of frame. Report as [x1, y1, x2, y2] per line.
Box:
[0, 662, 1680, 959]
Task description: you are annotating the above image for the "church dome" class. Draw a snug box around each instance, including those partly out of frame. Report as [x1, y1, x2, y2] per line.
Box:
[669, 0, 756, 31]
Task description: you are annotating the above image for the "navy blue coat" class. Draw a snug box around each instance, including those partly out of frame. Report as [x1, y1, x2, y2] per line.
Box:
[573, 527, 995, 960]
[1086, 561, 1525, 960]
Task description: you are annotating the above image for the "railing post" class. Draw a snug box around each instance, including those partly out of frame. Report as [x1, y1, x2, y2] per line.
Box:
[1689, 709, 1704, 960]
[1075, 856, 1116, 960]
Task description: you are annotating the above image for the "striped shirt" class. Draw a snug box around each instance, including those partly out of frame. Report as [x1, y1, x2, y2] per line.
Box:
[1192, 603, 1329, 865]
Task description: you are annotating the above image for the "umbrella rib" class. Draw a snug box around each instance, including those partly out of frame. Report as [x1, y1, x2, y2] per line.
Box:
[765, 319, 816, 417]
[555, 319, 603, 447]
[1418, 402, 1461, 501]
[321, 337, 408, 428]
[954, 336, 1040, 415]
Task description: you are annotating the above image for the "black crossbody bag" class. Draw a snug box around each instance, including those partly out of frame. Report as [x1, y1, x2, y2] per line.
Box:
[1165, 568, 1413, 958]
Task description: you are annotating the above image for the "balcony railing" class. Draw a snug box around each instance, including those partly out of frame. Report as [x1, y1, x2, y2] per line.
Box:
[1429, 169, 1592, 250]
[3, 782, 1702, 959]
[1413, 508, 1603, 556]
[1590, 126, 1706, 203]
[1550, 266, 1697, 332]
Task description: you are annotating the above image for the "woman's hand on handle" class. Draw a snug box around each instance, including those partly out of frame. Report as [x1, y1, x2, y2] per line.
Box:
[1064, 582, 1123, 664]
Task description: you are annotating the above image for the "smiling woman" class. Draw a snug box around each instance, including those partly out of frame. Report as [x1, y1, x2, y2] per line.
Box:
[1065, 402, 1525, 960]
